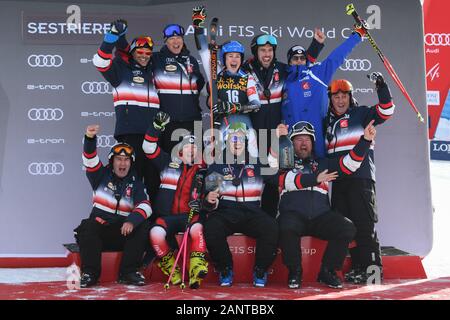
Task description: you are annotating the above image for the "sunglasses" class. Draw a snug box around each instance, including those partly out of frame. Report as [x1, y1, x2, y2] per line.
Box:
[291, 55, 306, 61]
[292, 121, 315, 134]
[164, 24, 185, 38]
[135, 49, 152, 56]
[112, 144, 134, 157]
[256, 34, 277, 46]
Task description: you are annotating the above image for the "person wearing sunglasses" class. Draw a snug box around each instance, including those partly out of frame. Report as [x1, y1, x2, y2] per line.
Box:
[281, 22, 368, 159]
[142, 111, 209, 289]
[202, 122, 280, 288]
[75, 124, 152, 288]
[240, 30, 325, 220]
[93, 19, 161, 208]
[324, 74, 395, 285]
[272, 119, 376, 289]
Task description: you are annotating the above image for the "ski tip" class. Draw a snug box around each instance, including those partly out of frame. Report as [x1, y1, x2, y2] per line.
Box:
[346, 3, 355, 15]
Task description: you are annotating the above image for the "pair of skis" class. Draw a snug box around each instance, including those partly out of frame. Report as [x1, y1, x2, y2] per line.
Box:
[346, 3, 424, 123]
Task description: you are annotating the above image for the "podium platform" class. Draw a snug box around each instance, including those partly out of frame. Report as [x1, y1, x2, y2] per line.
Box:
[65, 234, 427, 284]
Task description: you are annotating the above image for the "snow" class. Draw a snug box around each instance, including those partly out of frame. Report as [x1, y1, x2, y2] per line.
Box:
[0, 160, 449, 285]
[422, 160, 450, 279]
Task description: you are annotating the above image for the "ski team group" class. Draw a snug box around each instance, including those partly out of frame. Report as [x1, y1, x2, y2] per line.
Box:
[76, 5, 395, 290]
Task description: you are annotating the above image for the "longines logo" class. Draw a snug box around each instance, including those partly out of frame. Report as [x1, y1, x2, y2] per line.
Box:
[27, 54, 63, 67]
[27, 84, 64, 91]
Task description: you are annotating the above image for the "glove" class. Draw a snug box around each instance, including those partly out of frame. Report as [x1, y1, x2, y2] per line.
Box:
[104, 19, 128, 43]
[353, 20, 368, 38]
[212, 101, 233, 115]
[111, 19, 128, 36]
[153, 111, 170, 131]
[188, 200, 202, 213]
[192, 5, 207, 28]
[368, 72, 386, 89]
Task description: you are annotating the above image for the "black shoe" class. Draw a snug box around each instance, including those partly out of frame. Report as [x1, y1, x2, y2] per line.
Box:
[80, 273, 98, 288]
[344, 268, 365, 283]
[118, 271, 146, 286]
[317, 267, 343, 289]
[288, 267, 302, 289]
[351, 266, 384, 285]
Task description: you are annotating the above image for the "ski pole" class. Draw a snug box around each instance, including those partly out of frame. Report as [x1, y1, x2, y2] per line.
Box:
[346, 3, 425, 123]
[164, 230, 188, 289]
[163, 181, 202, 289]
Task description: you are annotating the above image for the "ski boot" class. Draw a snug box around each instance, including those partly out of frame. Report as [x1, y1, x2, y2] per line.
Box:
[188, 251, 209, 289]
[158, 251, 182, 285]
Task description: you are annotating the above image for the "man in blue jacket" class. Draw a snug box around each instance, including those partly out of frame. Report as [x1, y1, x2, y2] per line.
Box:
[281, 23, 367, 157]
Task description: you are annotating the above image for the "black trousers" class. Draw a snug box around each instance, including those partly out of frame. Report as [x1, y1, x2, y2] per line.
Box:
[203, 206, 278, 272]
[331, 178, 382, 268]
[278, 210, 356, 271]
[116, 134, 160, 204]
[74, 218, 150, 278]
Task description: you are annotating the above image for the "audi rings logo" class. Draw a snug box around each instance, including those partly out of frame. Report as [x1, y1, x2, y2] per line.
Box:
[28, 108, 64, 121]
[28, 162, 64, 175]
[81, 81, 112, 94]
[340, 59, 372, 72]
[424, 33, 450, 46]
[28, 55, 63, 67]
[97, 135, 116, 148]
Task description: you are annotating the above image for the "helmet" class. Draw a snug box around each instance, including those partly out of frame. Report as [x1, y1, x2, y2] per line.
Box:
[328, 79, 357, 108]
[163, 23, 185, 40]
[328, 79, 353, 95]
[250, 34, 278, 56]
[289, 121, 316, 142]
[108, 142, 135, 162]
[221, 40, 245, 65]
[129, 36, 154, 53]
[287, 45, 306, 64]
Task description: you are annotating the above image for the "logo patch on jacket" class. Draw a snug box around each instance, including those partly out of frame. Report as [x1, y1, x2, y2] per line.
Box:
[165, 64, 177, 72]
[340, 119, 349, 128]
[274, 71, 280, 82]
[125, 187, 132, 197]
[133, 76, 145, 83]
[302, 81, 310, 90]
[169, 162, 180, 169]
[246, 168, 255, 177]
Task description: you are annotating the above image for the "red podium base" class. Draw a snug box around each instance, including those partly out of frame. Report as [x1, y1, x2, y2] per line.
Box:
[67, 234, 427, 284]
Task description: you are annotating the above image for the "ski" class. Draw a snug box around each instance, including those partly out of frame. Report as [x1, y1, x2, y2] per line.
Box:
[209, 17, 220, 132]
[346, 3, 424, 123]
